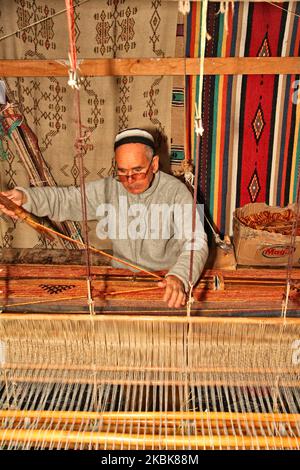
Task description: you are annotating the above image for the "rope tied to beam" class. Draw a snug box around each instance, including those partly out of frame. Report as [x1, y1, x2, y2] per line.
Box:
[178, 1, 190, 16]
[65, 0, 94, 315]
[217, 1, 235, 33]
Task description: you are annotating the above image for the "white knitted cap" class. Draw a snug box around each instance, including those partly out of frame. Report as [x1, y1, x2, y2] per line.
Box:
[114, 128, 155, 151]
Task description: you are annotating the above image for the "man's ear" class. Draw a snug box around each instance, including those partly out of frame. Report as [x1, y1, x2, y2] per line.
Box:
[153, 155, 159, 173]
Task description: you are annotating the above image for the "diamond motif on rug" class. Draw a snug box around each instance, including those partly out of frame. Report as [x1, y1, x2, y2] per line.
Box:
[39, 284, 76, 295]
[252, 104, 266, 144]
[257, 32, 271, 57]
[248, 168, 261, 202]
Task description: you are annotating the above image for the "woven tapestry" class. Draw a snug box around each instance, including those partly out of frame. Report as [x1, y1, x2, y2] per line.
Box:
[183, 1, 300, 237]
[0, 0, 178, 249]
[170, 11, 185, 165]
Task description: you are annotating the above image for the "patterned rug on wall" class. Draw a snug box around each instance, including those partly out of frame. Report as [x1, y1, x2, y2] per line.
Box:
[1, 0, 300, 249]
[0, 0, 178, 249]
[184, 1, 300, 236]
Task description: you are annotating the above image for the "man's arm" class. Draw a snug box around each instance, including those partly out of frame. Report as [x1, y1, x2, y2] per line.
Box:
[163, 185, 209, 306]
[166, 234, 208, 290]
[0, 180, 106, 222]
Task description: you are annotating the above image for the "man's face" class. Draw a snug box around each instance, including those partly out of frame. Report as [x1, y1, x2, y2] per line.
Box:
[115, 143, 159, 194]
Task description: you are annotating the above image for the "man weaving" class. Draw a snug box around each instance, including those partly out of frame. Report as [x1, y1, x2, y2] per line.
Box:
[0, 128, 208, 309]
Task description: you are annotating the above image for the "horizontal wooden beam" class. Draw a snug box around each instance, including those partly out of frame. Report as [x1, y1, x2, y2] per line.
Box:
[0, 57, 299, 77]
[168, 0, 296, 2]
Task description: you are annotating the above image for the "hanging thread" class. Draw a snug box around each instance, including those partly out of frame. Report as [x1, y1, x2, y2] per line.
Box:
[186, 0, 208, 316]
[217, 1, 235, 33]
[65, 0, 94, 314]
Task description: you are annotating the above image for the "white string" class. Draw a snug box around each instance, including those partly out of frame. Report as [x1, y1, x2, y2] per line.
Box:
[185, 2, 207, 315]
[195, 0, 208, 137]
[87, 278, 95, 316]
[56, 58, 83, 90]
[67, 55, 82, 90]
[184, 171, 194, 186]
[217, 1, 235, 33]
[266, 1, 300, 19]
[194, 104, 204, 136]
[281, 280, 290, 323]
[186, 281, 194, 316]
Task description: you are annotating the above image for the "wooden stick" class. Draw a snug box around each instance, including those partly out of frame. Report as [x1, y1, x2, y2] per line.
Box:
[2, 286, 164, 308]
[1, 409, 300, 424]
[1, 313, 300, 325]
[1, 375, 299, 387]
[1, 417, 298, 436]
[0, 57, 299, 77]
[3, 264, 300, 280]
[0, 427, 298, 449]
[2, 363, 299, 375]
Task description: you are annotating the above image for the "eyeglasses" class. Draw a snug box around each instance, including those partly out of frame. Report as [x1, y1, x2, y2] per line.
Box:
[114, 157, 154, 182]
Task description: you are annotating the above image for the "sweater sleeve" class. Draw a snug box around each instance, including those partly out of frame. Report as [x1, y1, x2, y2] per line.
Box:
[165, 184, 208, 291]
[16, 180, 106, 222]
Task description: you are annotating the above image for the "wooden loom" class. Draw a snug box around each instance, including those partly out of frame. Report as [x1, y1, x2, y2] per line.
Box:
[0, 184, 300, 450]
[1, 255, 300, 450]
[1, 0, 300, 451]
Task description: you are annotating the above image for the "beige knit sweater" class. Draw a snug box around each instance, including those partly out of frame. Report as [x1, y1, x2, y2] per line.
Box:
[18, 171, 208, 290]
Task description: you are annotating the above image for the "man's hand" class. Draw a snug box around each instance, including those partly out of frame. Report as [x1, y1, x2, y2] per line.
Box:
[0, 189, 27, 219]
[158, 275, 186, 308]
